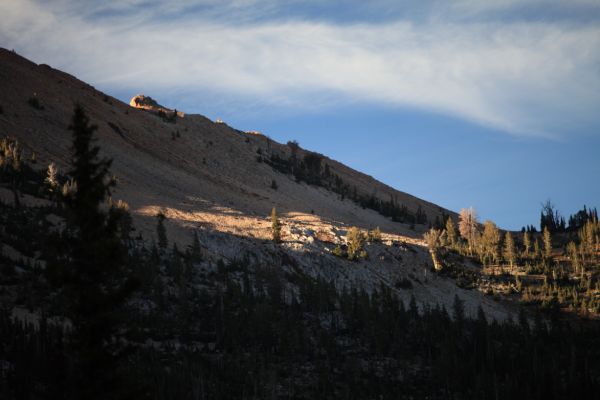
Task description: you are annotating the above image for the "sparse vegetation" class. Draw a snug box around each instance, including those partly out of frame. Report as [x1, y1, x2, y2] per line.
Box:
[265, 146, 430, 226]
[432, 203, 600, 317]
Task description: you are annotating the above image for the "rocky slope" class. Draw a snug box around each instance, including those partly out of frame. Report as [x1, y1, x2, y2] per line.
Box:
[0, 48, 514, 319]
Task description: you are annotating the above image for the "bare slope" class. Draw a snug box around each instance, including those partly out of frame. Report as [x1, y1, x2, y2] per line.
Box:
[0, 48, 513, 319]
[0, 47, 450, 241]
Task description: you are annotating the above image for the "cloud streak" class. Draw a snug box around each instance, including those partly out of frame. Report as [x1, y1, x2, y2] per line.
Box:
[1, 0, 599, 138]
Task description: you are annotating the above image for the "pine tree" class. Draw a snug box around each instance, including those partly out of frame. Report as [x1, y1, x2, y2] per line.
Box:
[445, 216, 458, 249]
[481, 220, 501, 265]
[579, 220, 598, 263]
[543, 227, 552, 259]
[503, 231, 516, 268]
[271, 207, 281, 243]
[567, 241, 581, 275]
[459, 207, 479, 256]
[55, 105, 137, 399]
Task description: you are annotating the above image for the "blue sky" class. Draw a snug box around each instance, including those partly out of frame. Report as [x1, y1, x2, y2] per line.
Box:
[1, 0, 599, 229]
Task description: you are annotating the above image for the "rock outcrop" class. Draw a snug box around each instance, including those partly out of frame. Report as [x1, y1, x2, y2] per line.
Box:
[130, 94, 184, 118]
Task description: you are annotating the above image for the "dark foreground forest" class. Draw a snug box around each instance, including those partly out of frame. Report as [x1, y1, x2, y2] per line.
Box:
[1, 107, 599, 399]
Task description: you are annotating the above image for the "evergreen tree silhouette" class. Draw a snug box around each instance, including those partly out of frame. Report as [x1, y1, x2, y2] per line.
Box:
[59, 105, 138, 399]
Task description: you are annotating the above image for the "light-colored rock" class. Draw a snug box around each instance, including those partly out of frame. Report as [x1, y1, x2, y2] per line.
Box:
[129, 94, 185, 117]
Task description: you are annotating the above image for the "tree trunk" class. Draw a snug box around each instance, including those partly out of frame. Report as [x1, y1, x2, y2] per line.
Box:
[429, 250, 442, 271]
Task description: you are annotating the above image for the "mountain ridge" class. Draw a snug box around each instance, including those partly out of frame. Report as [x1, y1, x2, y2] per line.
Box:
[0, 47, 453, 243]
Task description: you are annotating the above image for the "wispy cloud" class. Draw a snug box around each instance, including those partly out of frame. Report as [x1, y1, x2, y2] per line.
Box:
[1, 0, 599, 138]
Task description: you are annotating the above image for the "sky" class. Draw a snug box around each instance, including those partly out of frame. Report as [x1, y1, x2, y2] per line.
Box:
[1, 0, 599, 230]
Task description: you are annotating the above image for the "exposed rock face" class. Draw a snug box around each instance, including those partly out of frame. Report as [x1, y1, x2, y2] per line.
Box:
[130, 94, 159, 108]
[130, 94, 184, 117]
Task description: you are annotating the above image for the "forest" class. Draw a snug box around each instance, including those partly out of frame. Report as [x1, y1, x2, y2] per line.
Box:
[0, 107, 599, 399]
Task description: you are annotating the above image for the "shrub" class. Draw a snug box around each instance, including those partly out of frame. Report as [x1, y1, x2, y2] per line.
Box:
[368, 227, 382, 243]
[332, 245, 345, 258]
[347, 227, 366, 261]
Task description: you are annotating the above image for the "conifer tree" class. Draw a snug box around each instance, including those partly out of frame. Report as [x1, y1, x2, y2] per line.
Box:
[481, 220, 501, 265]
[445, 216, 458, 249]
[424, 228, 443, 270]
[459, 207, 479, 256]
[503, 231, 516, 268]
[567, 241, 581, 275]
[271, 207, 281, 243]
[579, 220, 598, 263]
[347, 227, 366, 260]
[543, 227, 552, 259]
[56, 105, 137, 399]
